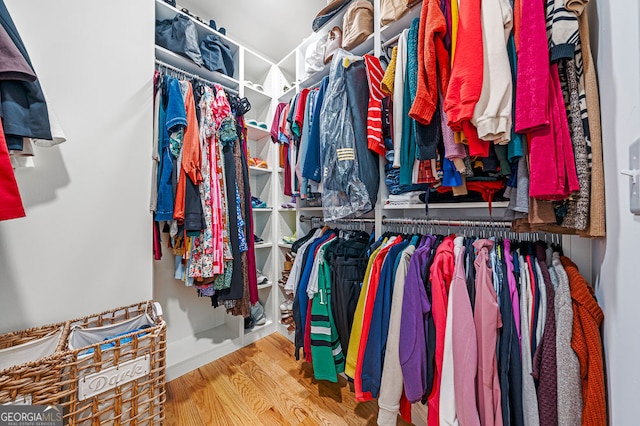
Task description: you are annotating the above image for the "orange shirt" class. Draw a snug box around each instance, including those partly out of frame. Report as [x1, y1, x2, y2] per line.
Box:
[174, 84, 202, 222]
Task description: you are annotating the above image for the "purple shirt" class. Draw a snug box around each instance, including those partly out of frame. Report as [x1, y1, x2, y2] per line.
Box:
[399, 235, 435, 402]
[504, 239, 521, 343]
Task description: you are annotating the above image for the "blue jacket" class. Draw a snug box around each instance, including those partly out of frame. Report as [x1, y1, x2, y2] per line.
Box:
[361, 239, 409, 398]
[302, 76, 328, 182]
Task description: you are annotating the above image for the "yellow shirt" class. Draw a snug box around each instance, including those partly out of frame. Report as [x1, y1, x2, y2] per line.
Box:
[380, 47, 398, 96]
[344, 240, 386, 378]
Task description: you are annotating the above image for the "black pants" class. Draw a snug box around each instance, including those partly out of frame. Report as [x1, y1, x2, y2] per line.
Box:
[331, 251, 368, 358]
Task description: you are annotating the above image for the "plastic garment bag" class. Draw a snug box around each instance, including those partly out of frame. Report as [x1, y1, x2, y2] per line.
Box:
[320, 49, 373, 221]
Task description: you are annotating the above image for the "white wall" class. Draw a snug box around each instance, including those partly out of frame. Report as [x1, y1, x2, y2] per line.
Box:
[591, 0, 640, 422]
[0, 0, 155, 332]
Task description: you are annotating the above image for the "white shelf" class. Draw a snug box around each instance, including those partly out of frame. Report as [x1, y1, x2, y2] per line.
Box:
[254, 242, 273, 249]
[383, 201, 510, 210]
[278, 207, 296, 212]
[246, 123, 271, 141]
[298, 206, 323, 211]
[245, 84, 273, 103]
[298, 66, 329, 90]
[277, 167, 285, 173]
[380, 3, 423, 46]
[155, 0, 240, 59]
[155, 45, 240, 91]
[166, 322, 241, 381]
[348, 32, 376, 57]
[244, 49, 274, 86]
[297, 33, 375, 91]
[257, 281, 273, 290]
[249, 165, 273, 175]
[253, 207, 272, 212]
[382, 203, 427, 210]
[277, 322, 296, 343]
[278, 243, 293, 249]
[244, 320, 275, 345]
[278, 85, 297, 103]
[277, 50, 297, 83]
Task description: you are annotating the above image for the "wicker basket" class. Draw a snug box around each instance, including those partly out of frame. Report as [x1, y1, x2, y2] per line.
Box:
[0, 322, 71, 406]
[0, 301, 167, 425]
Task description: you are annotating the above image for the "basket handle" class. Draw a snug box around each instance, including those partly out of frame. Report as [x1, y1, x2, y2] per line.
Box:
[151, 302, 164, 322]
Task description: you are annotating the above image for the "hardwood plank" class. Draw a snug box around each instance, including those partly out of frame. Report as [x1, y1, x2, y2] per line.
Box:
[253, 336, 379, 424]
[164, 370, 205, 426]
[165, 332, 422, 425]
[205, 351, 292, 426]
[251, 351, 352, 424]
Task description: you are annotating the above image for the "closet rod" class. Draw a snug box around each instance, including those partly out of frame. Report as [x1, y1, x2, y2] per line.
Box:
[381, 217, 512, 228]
[381, 33, 401, 49]
[299, 215, 375, 223]
[155, 59, 239, 95]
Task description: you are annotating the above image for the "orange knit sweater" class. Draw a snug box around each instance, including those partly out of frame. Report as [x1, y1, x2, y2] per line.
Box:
[560, 257, 606, 426]
[408, 0, 450, 125]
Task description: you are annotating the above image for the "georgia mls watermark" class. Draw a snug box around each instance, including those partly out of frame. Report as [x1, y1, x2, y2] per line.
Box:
[0, 405, 62, 426]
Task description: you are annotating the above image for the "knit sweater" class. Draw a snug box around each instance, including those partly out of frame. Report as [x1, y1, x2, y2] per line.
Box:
[381, 46, 398, 96]
[553, 253, 583, 426]
[560, 256, 606, 426]
[531, 245, 558, 426]
[409, 0, 450, 125]
[567, 0, 605, 238]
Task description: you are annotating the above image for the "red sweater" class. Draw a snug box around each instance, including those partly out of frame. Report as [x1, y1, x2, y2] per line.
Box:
[409, 0, 450, 125]
[443, 0, 483, 129]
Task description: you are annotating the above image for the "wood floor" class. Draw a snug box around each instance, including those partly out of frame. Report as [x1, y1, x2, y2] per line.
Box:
[165, 332, 427, 425]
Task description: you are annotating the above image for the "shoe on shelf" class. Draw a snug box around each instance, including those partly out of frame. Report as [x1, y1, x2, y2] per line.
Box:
[244, 316, 255, 330]
[250, 302, 267, 326]
[254, 234, 264, 243]
[280, 299, 293, 312]
[283, 260, 293, 271]
[251, 196, 267, 208]
[248, 157, 268, 169]
[281, 196, 296, 209]
[257, 269, 269, 284]
[244, 81, 265, 92]
[281, 234, 296, 245]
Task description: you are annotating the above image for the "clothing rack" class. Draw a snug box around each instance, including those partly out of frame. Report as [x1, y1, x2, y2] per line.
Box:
[381, 33, 402, 50]
[382, 217, 512, 228]
[299, 215, 376, 224]
[300, 215, 374, 231]
[381, 217, 563, 243]
[155, 59, 239, 95]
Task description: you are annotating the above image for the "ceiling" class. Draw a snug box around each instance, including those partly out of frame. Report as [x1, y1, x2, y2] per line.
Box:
[178, 0, 328, 63]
